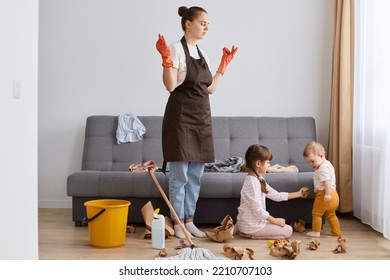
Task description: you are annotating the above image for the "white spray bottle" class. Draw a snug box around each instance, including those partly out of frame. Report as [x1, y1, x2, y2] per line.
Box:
[151, 208, 165, 249]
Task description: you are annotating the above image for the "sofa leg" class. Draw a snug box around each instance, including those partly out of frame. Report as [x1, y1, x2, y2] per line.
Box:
[75, 221, 82, 227]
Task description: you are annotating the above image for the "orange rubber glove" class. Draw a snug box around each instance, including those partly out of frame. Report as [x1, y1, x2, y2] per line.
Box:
[156, 34, 173, 68]
[217, 45, 238, 75]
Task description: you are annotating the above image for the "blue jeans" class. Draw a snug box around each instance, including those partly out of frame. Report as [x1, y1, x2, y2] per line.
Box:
[168, 162, 205, 222]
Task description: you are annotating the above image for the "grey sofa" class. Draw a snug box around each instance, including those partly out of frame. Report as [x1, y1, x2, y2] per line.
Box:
[67, 115, 316, 227]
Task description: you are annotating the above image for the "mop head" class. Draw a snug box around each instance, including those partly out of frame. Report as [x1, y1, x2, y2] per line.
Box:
[157, 247, 229, 260]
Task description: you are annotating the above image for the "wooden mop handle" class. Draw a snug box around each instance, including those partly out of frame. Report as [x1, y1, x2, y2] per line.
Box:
[149, 170, 194, 246]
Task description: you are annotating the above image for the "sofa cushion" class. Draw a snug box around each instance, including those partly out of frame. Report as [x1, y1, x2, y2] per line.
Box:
[81, 116, 316, 172]
[212, 117, 315, 172]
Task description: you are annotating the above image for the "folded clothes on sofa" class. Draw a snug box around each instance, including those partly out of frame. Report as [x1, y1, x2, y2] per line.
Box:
[267, 164, 299, 173]
[204, 156, 245, 173]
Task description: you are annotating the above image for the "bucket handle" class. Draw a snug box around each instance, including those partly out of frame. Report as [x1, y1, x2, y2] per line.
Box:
[83, 208, 106, 223]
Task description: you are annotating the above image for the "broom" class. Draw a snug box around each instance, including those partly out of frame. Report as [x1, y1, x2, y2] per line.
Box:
[149, 169, 228, 260]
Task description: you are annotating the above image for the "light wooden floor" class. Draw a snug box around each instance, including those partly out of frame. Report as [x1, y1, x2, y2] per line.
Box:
[39, 208, 390, 260]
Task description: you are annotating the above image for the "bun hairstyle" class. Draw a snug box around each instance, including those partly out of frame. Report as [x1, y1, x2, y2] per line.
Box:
[245, 144, 272, 193]
[178, 6, 207, 31]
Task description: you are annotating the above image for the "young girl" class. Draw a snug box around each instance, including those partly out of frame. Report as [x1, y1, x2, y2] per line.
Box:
[236, 144, 309, 239]
[303, 141, 341, 237]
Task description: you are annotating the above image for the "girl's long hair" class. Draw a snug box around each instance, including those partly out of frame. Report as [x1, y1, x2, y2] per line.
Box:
[245, 144, 273, 193]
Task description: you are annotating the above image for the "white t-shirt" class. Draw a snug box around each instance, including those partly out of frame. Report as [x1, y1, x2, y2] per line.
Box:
[313, 160, 336, 192]
[169, 40, 211, 87]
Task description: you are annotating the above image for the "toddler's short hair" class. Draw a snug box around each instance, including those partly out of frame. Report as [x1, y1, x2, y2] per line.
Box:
[303, 141, 326, 158]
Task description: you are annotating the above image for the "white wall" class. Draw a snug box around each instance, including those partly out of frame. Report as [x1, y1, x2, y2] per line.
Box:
[38, 0, 333, 208]
[0, 0, 39, 259]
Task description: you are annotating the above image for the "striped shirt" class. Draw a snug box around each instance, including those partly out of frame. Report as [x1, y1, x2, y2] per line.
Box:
[236, 175, 288, 234]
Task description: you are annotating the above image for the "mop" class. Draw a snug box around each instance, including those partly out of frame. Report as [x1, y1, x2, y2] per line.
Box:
[149, 170, 228, 260]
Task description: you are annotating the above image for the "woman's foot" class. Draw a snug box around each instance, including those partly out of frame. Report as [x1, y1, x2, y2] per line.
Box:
[185, 222, 206, 238]
[174, 224, 193, 239]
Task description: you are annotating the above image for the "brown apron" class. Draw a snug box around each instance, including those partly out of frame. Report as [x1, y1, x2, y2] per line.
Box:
[162, 37, 214, 168]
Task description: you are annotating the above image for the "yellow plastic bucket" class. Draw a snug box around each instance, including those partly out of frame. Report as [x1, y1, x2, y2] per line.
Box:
[84, 199, 131, 248]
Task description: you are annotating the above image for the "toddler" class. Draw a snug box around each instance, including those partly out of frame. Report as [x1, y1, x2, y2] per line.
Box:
[303, 141, 341, 237]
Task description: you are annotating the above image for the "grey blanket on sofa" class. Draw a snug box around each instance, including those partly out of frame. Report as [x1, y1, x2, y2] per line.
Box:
[204, 156, 245, 173]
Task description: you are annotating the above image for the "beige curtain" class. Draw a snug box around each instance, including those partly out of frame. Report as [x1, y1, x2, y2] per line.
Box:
[328, 0, 354, 213]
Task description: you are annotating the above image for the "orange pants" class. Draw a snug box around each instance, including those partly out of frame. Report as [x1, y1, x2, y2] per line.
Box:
[311, 189, 341, 236]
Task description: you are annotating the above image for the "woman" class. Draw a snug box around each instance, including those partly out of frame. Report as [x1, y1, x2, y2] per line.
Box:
[155, 6, 237, 238]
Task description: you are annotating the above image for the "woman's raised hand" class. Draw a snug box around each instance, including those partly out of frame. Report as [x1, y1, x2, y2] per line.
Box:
[156, 34, 173, 68]
[217, 45, 238, 75]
